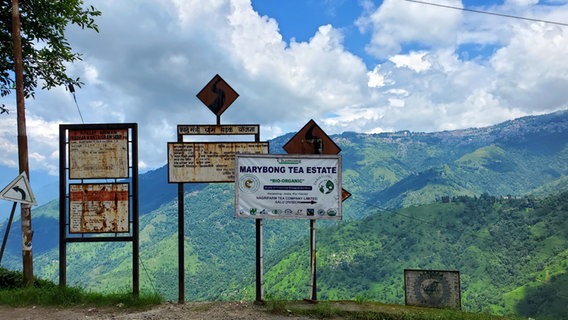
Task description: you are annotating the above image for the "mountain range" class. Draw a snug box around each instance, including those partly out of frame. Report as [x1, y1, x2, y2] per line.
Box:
[1, 110, 567, 319]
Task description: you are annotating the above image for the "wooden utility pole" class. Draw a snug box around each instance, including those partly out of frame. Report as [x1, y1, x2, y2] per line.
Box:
[11, 0, 34, 286]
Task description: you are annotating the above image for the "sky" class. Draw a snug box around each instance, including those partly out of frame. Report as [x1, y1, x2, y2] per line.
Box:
[1, 0, 568, 199]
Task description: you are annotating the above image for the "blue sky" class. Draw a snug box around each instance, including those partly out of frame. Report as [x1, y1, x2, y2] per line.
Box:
[252, 0, 370, 62]
[1, 0, 568, 213]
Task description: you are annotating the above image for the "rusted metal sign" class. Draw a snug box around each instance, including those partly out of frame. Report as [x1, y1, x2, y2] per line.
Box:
[284, 119, 351, 203]
[341, 188, 352, 202]
[69, 183, 130, 234]
[168, 142, 269, 183]
[178, 124, 259, 135]
[283, 119, 341, 155]
[196, 74, 239, 117]
[68, 129, 129, 179]
[404, 269, 461, 309]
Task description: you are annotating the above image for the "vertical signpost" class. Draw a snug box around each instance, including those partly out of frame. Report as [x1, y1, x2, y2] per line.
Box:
[168, 74, 268, 303]
[11, 0, 34, 286]
[282, 119, 342, 302]
[59, 123, 139, 296]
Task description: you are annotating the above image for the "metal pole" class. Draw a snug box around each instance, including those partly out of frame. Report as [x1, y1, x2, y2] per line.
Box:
[177, 183, 184, 303]
[309, 219, 317, 301]
[11, 0, 33, 287]
[255, 219, 264, 303]
[177, 132, 184, 304]
[58, 126, 66, 288]
[0, 202, 18, 264]
[131, 125, 140, 297]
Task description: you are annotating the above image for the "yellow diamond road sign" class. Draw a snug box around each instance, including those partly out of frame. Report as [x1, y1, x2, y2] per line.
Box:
[0, 172, 37, 206]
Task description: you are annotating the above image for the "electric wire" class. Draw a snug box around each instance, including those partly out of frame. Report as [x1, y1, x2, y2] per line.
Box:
[68, 83, 84, 123]
[139, 255, 159, 295]
[404, 0, 568, 27]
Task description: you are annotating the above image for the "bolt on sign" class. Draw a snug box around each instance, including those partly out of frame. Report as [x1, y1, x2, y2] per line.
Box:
[196, 74, 239, 117]
[168, 142, 269, 183]
[68, 129, 129, 179]
[69, 183, 130, 233]
[235, 154, 342, 220]
[404, 269, 461, 309]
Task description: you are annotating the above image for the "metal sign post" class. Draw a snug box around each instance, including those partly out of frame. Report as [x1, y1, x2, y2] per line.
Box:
[0, 202, 17, 264]
[282, 119, 343, 302]
[170, 75, 268, 304]
[59, 123, 139, 297]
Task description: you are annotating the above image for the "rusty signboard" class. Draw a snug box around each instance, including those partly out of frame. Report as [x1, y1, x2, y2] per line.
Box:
[69, 183, 130, 234]
[341, 188, 352, 202]
[168, 142, 269, 183]
[404, 269, 461, 309]
[178, 124, 259, 136]
[196, 74, 239, 117]
[283, 119, 341, 155]
[68, 129, 129, 179]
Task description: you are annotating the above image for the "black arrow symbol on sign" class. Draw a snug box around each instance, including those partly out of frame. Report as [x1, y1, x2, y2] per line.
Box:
[12, 186, 26, 200]
[299, 200, 317, 204]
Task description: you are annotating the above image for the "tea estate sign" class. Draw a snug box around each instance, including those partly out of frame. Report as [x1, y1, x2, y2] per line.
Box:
[235, 154, 342, 220]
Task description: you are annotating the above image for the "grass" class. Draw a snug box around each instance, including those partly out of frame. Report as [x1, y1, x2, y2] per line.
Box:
[265, 300, 524, 320]
[0, 267, 525, 319]
[0, 267, 162, 308]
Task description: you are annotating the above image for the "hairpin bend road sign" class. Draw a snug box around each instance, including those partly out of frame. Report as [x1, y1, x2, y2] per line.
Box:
[196, 74, 239, 117]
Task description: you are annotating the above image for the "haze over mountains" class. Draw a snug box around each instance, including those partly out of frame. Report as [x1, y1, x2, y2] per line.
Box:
[1, 110, 567, 319]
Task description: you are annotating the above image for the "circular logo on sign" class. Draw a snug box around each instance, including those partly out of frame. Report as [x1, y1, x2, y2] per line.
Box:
[413, 271, 451, 307]
[239, 174, 260, 193]
[318, 179, 335, 194]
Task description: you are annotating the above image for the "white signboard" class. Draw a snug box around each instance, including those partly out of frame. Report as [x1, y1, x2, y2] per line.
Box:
[235, 154, 342, 220]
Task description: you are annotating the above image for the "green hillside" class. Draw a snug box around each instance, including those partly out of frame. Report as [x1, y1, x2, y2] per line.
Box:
[1, 111, 567, 320]
[261, 193, 568, 320]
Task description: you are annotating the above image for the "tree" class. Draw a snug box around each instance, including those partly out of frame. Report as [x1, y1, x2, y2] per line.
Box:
[0, 0, 100, 98]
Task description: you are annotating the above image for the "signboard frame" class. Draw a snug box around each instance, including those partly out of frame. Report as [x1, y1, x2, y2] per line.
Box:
[59, 123, 139, 296]
[170, 113, 268, 303]
[235, 154, 342, 220]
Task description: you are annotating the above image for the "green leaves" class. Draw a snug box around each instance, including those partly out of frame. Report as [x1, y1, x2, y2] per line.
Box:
[0, 0, 101, 98]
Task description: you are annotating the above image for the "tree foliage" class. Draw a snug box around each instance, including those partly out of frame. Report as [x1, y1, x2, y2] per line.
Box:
[0, 0, 100, 97]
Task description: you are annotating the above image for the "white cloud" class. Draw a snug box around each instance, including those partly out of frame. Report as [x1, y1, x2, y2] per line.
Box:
[389, 52, 432, 72]
[490, 23, 568, 111]
[1, 0, 567, 180]
[360, 0, 463, 58]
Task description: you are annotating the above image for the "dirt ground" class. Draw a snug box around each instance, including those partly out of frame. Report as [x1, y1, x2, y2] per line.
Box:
[0, 301, 320, 320]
